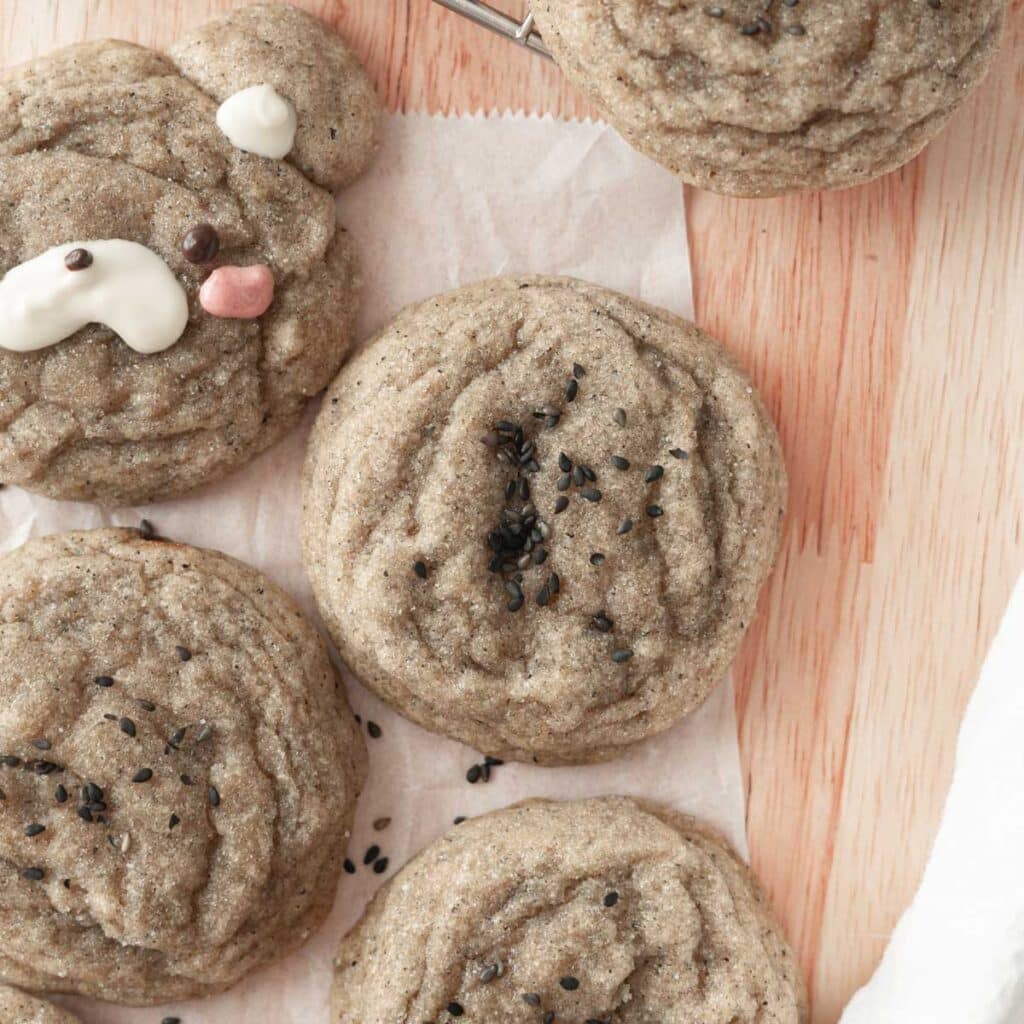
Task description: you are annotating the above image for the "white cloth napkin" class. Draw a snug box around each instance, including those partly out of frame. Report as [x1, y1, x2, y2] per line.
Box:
[0, 112, 748, 1023]
[841, 573, 1024, 1023]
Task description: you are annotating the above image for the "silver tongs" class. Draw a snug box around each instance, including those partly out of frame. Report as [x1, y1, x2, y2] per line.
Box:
[431, 0, 553, 60]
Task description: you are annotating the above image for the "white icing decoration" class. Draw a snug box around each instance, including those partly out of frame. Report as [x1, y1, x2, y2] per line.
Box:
[0, 240, 189, 355]
[216, 83, 297, 159]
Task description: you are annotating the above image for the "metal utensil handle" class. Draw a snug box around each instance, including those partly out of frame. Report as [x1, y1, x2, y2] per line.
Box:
[431, 0, 553, 60]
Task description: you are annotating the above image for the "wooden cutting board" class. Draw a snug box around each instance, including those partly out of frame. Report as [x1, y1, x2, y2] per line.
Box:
[2, 2, 1022, 1019]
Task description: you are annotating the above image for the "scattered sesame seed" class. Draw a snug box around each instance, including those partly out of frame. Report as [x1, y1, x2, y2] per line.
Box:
[31, 739, 51, 751]
[557, 473, 571, 491]
[373, 817, 391, 831]
[604, 890, 619, 907]
[196, 723, 214, 743]
[136, 699, 156, 712]
[467, 764, 482, 784]
[613, 408, 626, 426]
[565, 379, 578, 402]
[611, 455, 630, 470]
[785, 23, 806, 34]
[644, 464, 664, 483]
[367, 721, 382, 739]
[119, 717, 137, 738]
[363, 844, 380, 865]
[480, 963, 500, 983]
[139, 519, 156, 540]
[373, 857, 389, 874]
[453, 816, 467, 825]
[580, 487, 602, 502]
[132, 768, 153, 783]
[21, 867, 44, 881]
[646, 505, 664, 518]
[611, 649, 634, 664]
[558, 452, 572, 472]
[413, 560, 428, 579]
[175, 645, 192, 662]
[592, 613, 613, 633]
[208, 785, 220, 807]
[589, 552, 606, 565]
[24, 823, 45, 837]
[572, 363, 585, 379]
[55, 784, 68, 804]
[554, 496, 569, 514]
[168, 813, 180, 830]
[616, 517, 634, 535]
[94, 675, 114, 688]
[162, 1018, 181, 1024]
[523, 994, 541, 1007]
[669, 448, 689, 460]
[344, 858, 356, 874]
[560, 976, 580, 991]
[740, 21, 761, 34]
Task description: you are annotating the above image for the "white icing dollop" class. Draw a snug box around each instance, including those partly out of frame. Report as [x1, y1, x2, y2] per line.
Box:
[216, 83, 297, 159]
[0, 240, 189, 355]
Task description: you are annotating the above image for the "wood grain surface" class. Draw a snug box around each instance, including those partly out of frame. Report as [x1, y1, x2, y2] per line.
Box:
[2, 2, 1023, 1020]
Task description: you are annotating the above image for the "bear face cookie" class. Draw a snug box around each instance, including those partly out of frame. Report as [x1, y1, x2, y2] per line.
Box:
[302, 276, 785, 765]
[331, 797, 807, 1023]
[532, 0, 1007, 196]
[0, 528, 366, 1004]
[0, 4, 381, 504]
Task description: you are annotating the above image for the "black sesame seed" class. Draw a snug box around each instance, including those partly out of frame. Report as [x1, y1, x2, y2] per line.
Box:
[572, 465, 585, 486]
[344, 858, 356, 874]
[453, 815, 467, 824]
[616, 517, 634, 535]
[644, 464, 664, 483]
[543, 1014, 554, 1024]
[669, 448, 689, 460]
[363, 844, 380, 865]
[611, 649, 634, 664]
[55, 784, 68, 804]
[496, 420, 517, 433]
[592, 614, 613, 633]
[175, 645, 192, 662]
[785, 23, 806, 35]
[21, 867, 44, 881]
[373, 817, 391, 831]
[136, 699, 156, 712]
[572, 362, 585, 379]
[565, 379, 578, 402]
[558, 452, 572, 472]
[505, 479, 516, 500]
[196, 723, 214, 743]
[466, 764, 482, 784]
[613, 408, 626, 426]
[77, 806, 94, 823]
[83, 783, 102, 803]
[162, 1018, 182, 1024]
[554, 496, 569, 514]
[589, 552, 606, 565]
[169, 727, 187, 748]
[548, 572, 560, 595]
[604, 890, 619, 907]
[536, 585, 550, 607]
[373, 857, 389, 874]
[94, 675, 114, 688]
[740, 21, 761, 34]
[0, 756, 21, 767]
[31, 739, 51, 751]
[646, 504, 664, 518]
[507, 594, 524, 613]
[611, 455, 630, 470]
[180, 773, 194, 785]
[560, 976, 580, 991]
[24, 823, 45, 837]
[448, 1003, 464, 1018]
[534, 548, 548, 565]
[480, 963, 500, 983]
[581, 487, 602, 502]
[169, 813, 180, 830]
[132, 768, 153, 783]
[523, 994, 541, 1007]
[413, 560, 428, 579]
[557, 473, 571, 492]
[139, 519, 156, 540]
[119, 717, 136, 738]
[367, 721, 382, 739]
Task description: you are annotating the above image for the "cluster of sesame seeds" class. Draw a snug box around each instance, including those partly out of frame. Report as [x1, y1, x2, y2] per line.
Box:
[2, 655, 222, 884]
[465, 755, 503, 784]
[704, 0, 806, 37]
[344, 840, 389, 876]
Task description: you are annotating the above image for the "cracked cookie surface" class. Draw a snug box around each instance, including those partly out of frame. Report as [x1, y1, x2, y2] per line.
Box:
[0, 528, 366, 1004]
[532, 0, 1006, 196]
[0, 4, 380, 504]
[331, 797, 807, 1023]
[302, 276, 785, 764]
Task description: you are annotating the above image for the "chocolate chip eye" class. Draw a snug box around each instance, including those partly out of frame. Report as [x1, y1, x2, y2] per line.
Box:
[64, 248, 93, 271]
[181, 223, 220, 264]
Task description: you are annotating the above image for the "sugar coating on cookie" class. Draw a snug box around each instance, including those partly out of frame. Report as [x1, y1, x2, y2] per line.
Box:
[0, 528, 366, 1004]
[0, 985, 80, 1024]
[303, 276, 786, 765]
[331, 797, 807, 1023]
[532, 0, 1007, 196]
[0, 3, 381, 504]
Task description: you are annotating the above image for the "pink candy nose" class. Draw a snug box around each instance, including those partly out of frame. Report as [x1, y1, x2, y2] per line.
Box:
[199, 264, 274, 319]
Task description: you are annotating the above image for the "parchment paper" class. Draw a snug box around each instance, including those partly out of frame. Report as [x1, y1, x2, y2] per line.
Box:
[0, 112, 746, 1023]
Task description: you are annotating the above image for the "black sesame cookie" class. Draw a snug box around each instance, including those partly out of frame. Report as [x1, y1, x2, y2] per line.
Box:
[531, 0, 1007, 196]
[0, 528, 366, 1004]
[331, 797, 807, 1023]
[0, 3, 380, 504]
[0, 985, 80, 1024]
[302, 276, 785, 765]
